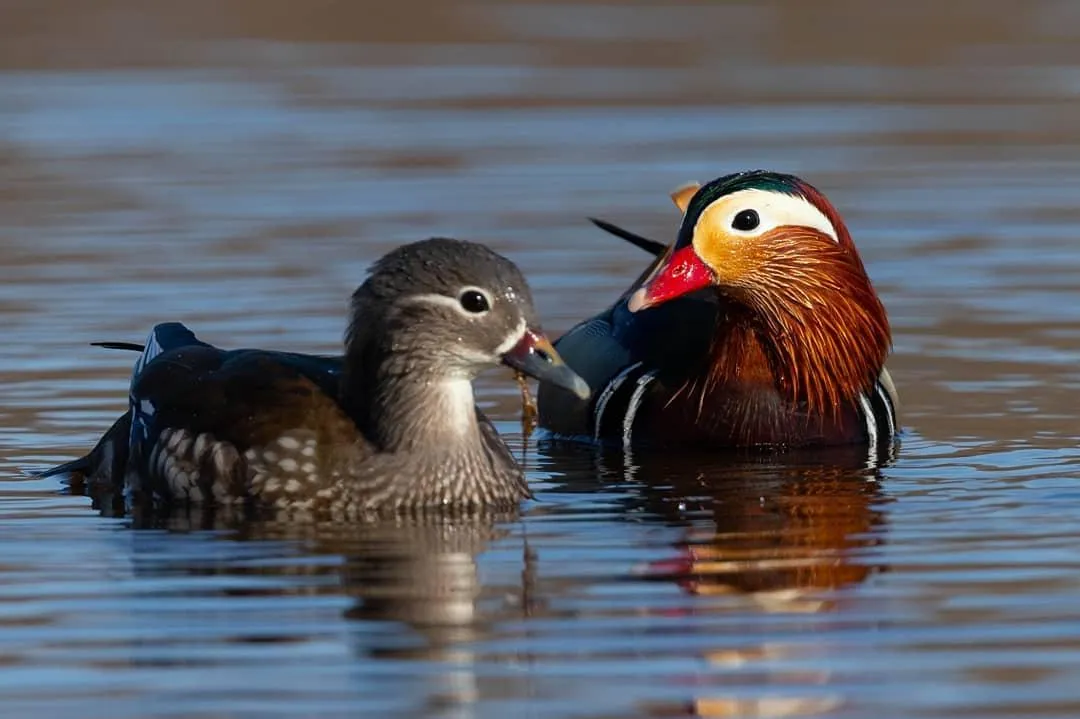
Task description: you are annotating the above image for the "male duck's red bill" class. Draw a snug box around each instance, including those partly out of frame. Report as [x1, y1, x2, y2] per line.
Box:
[625, 245, 714, 313]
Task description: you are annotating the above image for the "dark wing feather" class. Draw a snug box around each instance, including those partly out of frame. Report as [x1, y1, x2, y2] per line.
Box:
[108, 322, 345, 455]
[536, 314, 633, 436]
[91, 341, 145, 352]
[129, 344, 368, 504]
[589, 218, 667, 256]
[132, 346, 347, 451]
[90, 322, 344, 381]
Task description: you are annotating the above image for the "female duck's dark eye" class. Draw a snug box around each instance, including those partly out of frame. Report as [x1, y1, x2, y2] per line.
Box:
[732, 209, 760, 231]
[459, 289, 490, 314]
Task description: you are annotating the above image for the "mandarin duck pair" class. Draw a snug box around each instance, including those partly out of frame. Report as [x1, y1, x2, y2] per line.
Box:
[42, 170, 898, 517]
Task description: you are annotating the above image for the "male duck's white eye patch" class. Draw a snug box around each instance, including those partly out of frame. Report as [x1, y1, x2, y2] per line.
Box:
[698, 188, 839, 244]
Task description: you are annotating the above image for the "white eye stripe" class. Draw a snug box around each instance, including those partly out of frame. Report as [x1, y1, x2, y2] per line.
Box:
[696, 188, 839, 244]
[401, 293, 466, 312]
[401, 286, 495, 318]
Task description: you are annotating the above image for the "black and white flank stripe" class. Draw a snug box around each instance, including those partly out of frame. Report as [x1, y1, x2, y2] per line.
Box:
[855, 368, 900, 458]
[589, 361, 659, 448]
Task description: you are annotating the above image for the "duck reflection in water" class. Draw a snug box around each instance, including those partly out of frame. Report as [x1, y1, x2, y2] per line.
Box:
[548, 439, 893, 605]
[74, 484, 538, 715]
[539, 439, 895, 718]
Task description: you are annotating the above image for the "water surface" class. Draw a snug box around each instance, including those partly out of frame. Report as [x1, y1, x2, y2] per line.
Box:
[3, 1, 1080, 717]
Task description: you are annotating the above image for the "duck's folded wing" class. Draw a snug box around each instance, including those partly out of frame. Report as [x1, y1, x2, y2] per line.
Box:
[536, 314, 633, 437]
[129, 347, 360, 503]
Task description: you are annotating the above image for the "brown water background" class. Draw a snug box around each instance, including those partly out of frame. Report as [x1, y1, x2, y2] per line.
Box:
[3, 1, 1080, 717]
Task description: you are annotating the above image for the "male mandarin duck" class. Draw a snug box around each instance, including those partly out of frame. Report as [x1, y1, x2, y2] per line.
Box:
[42, 238, 589, 517]
[538, 170, 898, 452]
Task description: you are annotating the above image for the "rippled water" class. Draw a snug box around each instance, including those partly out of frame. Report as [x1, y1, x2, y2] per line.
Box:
[4, 1, 1080, 717]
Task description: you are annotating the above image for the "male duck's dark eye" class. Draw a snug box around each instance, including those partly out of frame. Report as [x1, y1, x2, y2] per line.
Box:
[732, 209, 760, 232]
[459, 289, 490, 314]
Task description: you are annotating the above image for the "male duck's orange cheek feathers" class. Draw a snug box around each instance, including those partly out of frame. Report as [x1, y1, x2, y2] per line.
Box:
[627, 246, 715, 313]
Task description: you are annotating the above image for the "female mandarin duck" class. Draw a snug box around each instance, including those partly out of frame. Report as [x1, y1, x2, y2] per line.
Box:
[537, 170, 898, 452]
[43, 238, 589, 516]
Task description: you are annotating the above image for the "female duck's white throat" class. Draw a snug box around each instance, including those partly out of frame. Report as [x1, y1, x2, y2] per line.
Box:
[438, 377, 480, 438]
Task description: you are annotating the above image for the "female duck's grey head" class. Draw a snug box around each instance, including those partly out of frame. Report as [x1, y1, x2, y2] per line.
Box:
[347, 237, 589, 399]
